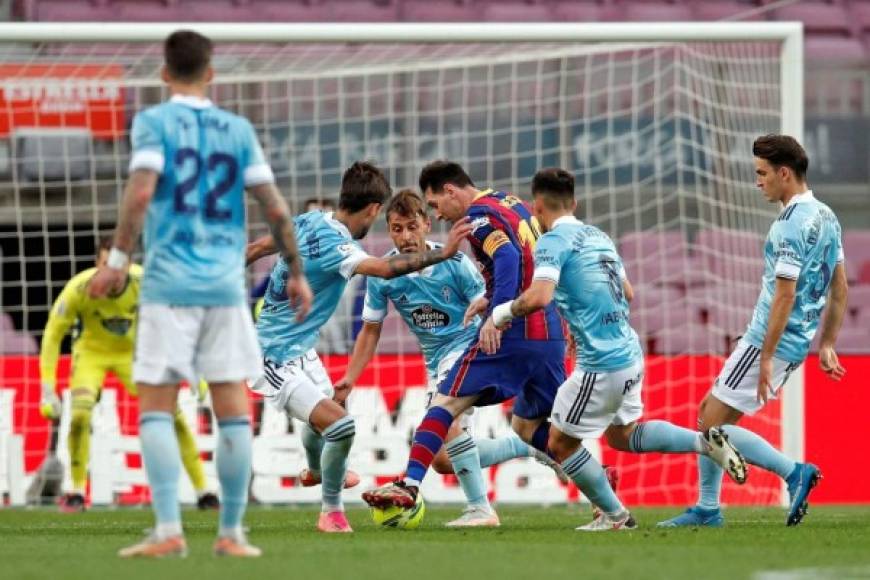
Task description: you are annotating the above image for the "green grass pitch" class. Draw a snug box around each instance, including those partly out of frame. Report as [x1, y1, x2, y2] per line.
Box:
[1, 506, 869, 580]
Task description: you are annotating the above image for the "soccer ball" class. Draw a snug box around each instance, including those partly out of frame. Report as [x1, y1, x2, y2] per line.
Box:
[370, 494, 426, 529]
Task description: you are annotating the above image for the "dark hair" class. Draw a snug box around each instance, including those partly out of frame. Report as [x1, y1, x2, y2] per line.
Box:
[97, 234, 114, 253]
[752, 134, 808, 180]
[339, 161, 391, 213]
[418, 160, 474, 194]
[531, 167, 575, 210]
[164, 30, 213, 82]
[385, 188, 427, 222]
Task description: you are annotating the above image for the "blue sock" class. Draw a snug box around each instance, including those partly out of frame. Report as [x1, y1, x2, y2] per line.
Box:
[529, 422, 550, 455]
[697, 454, 723, 510]
[561, 448, 625, 516]
[720, 424, 796, 480]
[320, 415, 355, 511]
[301, 424, 324, 477]
[139, 411, 182, 538]
[405, 406, 453, 487]
[629, 421, 704, 454]
[446, 432, 489, 508]
[216, 416, 253, 538]
[477, 434, 531, 468]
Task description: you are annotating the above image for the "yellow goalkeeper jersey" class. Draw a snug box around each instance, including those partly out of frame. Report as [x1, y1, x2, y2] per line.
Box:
[39, 264, 142, 389]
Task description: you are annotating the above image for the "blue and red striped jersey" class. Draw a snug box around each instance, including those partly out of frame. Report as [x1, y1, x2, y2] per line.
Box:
[465, 189, 565, 342]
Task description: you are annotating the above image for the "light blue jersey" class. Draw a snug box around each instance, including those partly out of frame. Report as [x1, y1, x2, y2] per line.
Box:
[533, 216, 642, 373]
[362, 243, 485, 378]
[743, 191, 844, 363]
[257, 210, 370, 362]
[129, 94, 274, 306]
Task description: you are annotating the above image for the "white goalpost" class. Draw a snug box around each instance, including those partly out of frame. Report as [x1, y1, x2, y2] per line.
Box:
[0, 22, 803, 507]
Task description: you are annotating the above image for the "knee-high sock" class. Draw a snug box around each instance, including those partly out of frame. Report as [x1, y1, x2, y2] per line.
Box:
[320, 416, 355, 511]
[173, 409, 207, 494]
[68, 398, 93, 493]
[477, 433, 531, 468]
[446, 432, 489, 508]
[301, 423, 324, 477]
[628, 421, 704, 454]
[562, 448, 625, 517]
[140, 411, 182, 538]
[696, 454, 724, 510]
[216, 416, 252, 539]
[405, 406, 453, 487]
[720, 424, 795, 479]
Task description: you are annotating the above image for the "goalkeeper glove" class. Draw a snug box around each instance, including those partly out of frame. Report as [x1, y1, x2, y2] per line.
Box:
[39, 383, 61, 420]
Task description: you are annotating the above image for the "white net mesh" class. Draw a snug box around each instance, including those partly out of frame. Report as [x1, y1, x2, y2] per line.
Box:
[0, 34, 790, 506]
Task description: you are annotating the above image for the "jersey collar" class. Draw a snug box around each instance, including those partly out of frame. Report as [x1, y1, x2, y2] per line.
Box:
[324, 211, 353, 240]
[170, 94, 214, 109]
[552, 214, 581, 229]
[784, 189, 814, 207]
[473, 188, 494, 201]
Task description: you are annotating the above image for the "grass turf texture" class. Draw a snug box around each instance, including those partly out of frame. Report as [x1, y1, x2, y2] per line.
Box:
[1, 506, 868, 580]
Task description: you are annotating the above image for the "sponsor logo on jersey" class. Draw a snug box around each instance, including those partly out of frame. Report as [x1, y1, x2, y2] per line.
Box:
[100, 317, 133, 336]
[410, 305, 450, 329]
[470, 216, 490, 233]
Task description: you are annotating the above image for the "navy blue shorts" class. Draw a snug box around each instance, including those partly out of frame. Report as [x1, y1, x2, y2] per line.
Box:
[438, 339, 566, 420]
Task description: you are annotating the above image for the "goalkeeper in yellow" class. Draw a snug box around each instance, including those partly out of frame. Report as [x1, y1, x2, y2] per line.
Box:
[39, 238, 218, 512]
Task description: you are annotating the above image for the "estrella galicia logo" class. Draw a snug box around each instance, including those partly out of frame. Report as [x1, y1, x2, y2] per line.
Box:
[410, 305, 450, 329]
[100, 316, 133, 336]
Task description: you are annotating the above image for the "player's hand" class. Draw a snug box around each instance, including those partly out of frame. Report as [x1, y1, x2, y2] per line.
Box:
[463, 296, 489, 327]
[441, 217, 473, 259]
[286, 274, 313, 322]
[88, 266, 127, 299]
[756, 357, 773, 405]
[479, 316, 502, 355]
[333, 377, 352, 406]
[819, 345, 846, 381]
[39, 384, 61, 420]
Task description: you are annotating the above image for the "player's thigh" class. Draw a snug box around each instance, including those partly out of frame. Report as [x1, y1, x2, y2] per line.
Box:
[133, 304, 202, 386]
[69, 353, 106, 406]
[439, 341, 540, 410]
[251, 356, 329, 424]
[208, 381, 249, 419]
[550, 365, 632, 441]
[196, 305, 263, 384]
[546, 422, 583, 462]
[107, 355, 136, 397]
[513, 340, 567, 421]
[709, 339, 797, 418]
[431, 349, 475, 429]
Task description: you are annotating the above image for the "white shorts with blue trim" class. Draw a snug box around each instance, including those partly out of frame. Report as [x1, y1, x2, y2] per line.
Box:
[250, 348, 333, 423]
[711, 339, 801, 416]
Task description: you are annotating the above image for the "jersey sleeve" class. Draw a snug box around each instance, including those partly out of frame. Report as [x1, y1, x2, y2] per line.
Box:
[39, 278, 82, 389]
[770, 221, 804, 280]
[240, 119, 275, 187]
[361, 277, 388, 323]
[318, 234, 371, 281]
[128, 110, 165, 174]
[533, 232, 566, 283]
[457, 252, 486, 302]
[469, 207, 520, 306]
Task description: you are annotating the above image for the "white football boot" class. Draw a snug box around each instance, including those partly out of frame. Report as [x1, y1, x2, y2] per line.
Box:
[445, 505, 501, 528]
[704, 426, 748, 484]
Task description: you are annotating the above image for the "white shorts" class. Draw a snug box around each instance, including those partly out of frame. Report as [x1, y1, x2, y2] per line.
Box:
[711, 339, 801, 415]
[550, 360, 644, 440]
[426, 349, 474, 431]
[133, 304, 262, 386]
[250, 349, 333, 423]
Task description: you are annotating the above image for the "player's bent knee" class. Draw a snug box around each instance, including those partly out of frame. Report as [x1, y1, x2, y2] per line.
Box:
[604, 424, 634, 452]
[547, 429, 581, 463]
[510, 416, 538, 444]
[308, 398, 347, 434]
[432, 450, 454, 475]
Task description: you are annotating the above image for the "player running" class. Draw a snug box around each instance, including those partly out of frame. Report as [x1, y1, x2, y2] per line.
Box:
[658, 134, 847, 528]
[486, 168, 747, 531]
[362, 161, 567, 519]
[246, 163, 472, 533]
[90, 29, 312, 558]
[40, 237, 217, 513]
[338, 189, 565, 528]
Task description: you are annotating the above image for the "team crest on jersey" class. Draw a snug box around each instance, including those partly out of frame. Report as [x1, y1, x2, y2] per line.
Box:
[410, 305, 449, 330]
[100, 316, 133, 336]
[441, 286, 451, 302]
[337, 243, 354, 256]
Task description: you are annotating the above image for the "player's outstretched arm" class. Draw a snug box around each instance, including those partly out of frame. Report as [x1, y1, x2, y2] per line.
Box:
[38, 281, 80, 419]
[334, 321, 383, 404]
[249, 182, 312, 321]
[492, 279, 556, 328]
[757, 276, 797, 403]
[89, 169, 158, 298]
[245, 234, 277, 266]
[818, 262, 848, 380]
[354, 217, 472, 280]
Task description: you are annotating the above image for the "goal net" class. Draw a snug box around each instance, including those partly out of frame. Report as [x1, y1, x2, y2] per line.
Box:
[0, 23, 802, 507]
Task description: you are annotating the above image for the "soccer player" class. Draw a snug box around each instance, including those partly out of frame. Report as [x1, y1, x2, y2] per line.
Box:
[658, 135, 847, 528]
[39, 237, 217, 513]
[337, 189, 565, 527]
[247, 163, 472, 533]
[89, 30, 312, 558]
[362, 162, 567, 521]
[486, 168, 746, 530]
